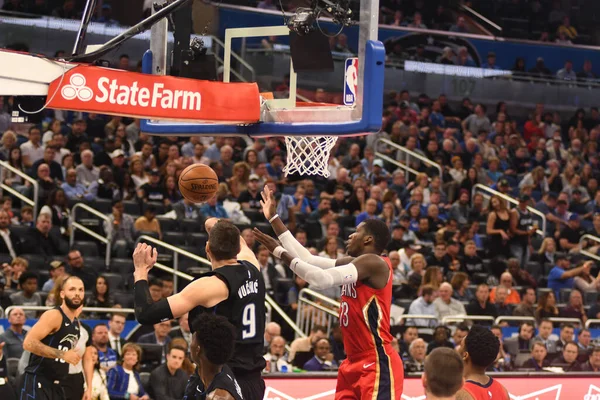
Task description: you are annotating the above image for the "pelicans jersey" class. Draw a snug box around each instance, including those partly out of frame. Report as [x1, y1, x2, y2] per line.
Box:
[335, 256, 403, 400]
[464, 378, 509, 400]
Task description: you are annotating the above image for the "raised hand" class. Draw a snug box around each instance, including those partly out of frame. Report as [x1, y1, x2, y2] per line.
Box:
[252, 228, 281, 254]
[260, 186, 277, 221]
[132, 243, 158, 274]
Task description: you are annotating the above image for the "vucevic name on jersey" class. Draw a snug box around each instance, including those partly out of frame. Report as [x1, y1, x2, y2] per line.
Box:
[25, 307, 80, 381]
[189, 260, 267, 376]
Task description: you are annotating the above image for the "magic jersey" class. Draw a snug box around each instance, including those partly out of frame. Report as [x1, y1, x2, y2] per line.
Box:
[464, 378, 509, 400]
[339, 256, 395, 357]
[25, 307, 80, 381]
[183, 365, 244, 400]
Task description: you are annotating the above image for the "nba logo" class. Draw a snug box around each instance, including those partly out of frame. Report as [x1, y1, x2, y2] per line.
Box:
[344, 58, 358, 106]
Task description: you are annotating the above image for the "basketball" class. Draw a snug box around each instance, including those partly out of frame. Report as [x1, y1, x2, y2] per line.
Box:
[178, 163, 219, 203]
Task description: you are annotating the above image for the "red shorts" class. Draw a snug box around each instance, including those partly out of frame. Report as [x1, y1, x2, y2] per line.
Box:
[335, 345, 404, 400]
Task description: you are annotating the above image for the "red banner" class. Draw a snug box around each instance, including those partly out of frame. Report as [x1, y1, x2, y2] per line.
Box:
[46, 66, 260, 122]
[263, 377, 600, 399]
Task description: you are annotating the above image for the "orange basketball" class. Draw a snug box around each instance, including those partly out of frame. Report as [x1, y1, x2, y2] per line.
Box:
[178, 163, 219, 203]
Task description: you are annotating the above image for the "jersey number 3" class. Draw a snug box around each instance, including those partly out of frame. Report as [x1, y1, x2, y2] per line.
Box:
[340, 301, 349, 327]
[242, 303, 256, 339]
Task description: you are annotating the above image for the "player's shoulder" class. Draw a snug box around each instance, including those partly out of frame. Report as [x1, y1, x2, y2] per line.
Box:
[455, 388, 474, 400]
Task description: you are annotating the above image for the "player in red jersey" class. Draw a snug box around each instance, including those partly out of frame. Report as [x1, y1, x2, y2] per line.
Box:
[254, 187, 403, 399]
[456, 325, 510, 400]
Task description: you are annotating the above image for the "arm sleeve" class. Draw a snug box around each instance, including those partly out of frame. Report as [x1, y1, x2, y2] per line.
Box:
[289, 258, 357, 290]
[278, 231, 337, 269]
[134, 280, 174, 325]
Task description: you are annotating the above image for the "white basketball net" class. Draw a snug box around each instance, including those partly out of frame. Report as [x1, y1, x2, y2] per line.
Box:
[282, 136, 339, 178]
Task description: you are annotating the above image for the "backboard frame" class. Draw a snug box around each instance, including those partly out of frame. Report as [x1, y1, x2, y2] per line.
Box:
[141, 0, 384, 137]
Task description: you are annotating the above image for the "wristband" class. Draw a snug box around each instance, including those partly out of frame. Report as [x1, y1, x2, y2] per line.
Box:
[273, 246, 288, 259]
[268, 214, 280, 223]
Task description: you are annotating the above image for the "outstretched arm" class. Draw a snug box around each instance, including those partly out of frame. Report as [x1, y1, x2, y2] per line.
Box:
[260, 187, 350, 269]
[254, 229, 388, 290]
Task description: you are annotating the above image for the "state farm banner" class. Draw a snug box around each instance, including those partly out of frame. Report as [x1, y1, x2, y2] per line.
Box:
[46, 66, 261, 122]
[263, 377, 600, 400]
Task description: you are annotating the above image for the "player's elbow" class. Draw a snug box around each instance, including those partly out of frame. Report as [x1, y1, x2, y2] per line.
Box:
[22, 337, 34, 352]
[135, 308, 156, 325]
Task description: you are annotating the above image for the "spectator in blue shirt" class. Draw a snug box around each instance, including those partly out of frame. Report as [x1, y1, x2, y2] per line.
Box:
[303, 338, 338, 371]
[199, 195, 229, 219]
[355, 199, 379, 225]
[62, 168, 95, 202]
[482, 52, 500, 70]
[107, 343, 149, 400]
[547, 254, 591, 298]
[266, 152, 285, 184]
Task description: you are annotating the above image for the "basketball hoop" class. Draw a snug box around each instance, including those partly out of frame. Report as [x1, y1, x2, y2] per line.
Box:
[282, 135, 338, 178]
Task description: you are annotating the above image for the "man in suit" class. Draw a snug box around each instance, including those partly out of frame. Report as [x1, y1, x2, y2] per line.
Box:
[550, 341, 580, 371]
[172, 198, 202, 221]
[137, 320, 172, 363]
[107, 313, 127, 357]
[532, 319, 558, 355]
[504, 321, 534, 357]
[168, 312, 192, 347]
[0, 210, 22, 258]
[553, 323, 575, 354]
[0, 307, 27, 359]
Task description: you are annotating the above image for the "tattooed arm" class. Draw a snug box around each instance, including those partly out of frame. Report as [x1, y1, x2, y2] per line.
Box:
[23, 309, 81, 365]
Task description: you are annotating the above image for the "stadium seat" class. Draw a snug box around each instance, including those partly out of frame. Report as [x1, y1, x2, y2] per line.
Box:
[102, 272, 125, 291]
[156, 217, 178, 232]
[254, 222, 274, 235]
[145, 201, 166, 215]
[0, 254, 12, 265]
[188, 232, 208, 248]
[21, 254, 48, 270]
[139, 372, 151, 391]
[123, 201, 141, 216]
[180, 219, 204, 234]
[163, 232, 186, 246]
[85, 256, 108, 272]
[38, 291, 48, 304]
[110, 258, 133, 275]
[93, 198, 113, 214]
[472, 273, 489, 285]
[559, 288, 572, 303]
[585, 291, 598, 305]
[243, 209, 262, 222]
[10, 225, 29, 239]
[72, 241, 99, 257]
[113, 291, 134, 308]
[6, 358, 19, 380]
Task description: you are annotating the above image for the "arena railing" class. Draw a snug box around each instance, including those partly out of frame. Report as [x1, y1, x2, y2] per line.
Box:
[393, 314, 439, 328]
[70, 202, 112, 267]
[375, 138, 443, 180]
[548, 317, 583, 327]
[471, 184, 546, 236]
[494, 316, 536, 325]
[579, 234, 600, 262]
[441, 315, 495, 325]
[133, 236, 304, 338]
[297, 288, 340, 338]
[586, 319, 600, 328]
[0, 160, 38, 223]
[210, 35, 256, 83]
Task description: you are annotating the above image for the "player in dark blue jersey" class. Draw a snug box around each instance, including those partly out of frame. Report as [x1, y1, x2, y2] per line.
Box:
[183, 313, 244, 400]
[133, 218, 266, 399]
[21, 276, 85, 400]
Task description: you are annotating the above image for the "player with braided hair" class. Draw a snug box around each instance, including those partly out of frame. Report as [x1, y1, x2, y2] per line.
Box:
[456, 325, 509, 400]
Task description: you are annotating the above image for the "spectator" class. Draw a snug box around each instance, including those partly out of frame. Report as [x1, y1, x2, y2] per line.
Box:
[404, 338, 426, 373]
[559, 289, 587, 323]
[24, 213, 65, 256]
[86, 276, 115, 319]
[547, 254, 590, 298]
[451, 324, 470, 348]
[263, 321, 281, 353]
[199, 194, 228, 219]
[433, 282, 466, 320]
[536, 291, 559, 323]
[460, 240, 484, 275]
[532, 319, 559, 354]
[31, 146, 63, 181]
[556, 60, 578, 81]
[462, 104, 491, 135]
[557, 16, 577, 41]
[0, 210, 22, 258]
[29, 163, 58, 205]
[2, 146, 27, 196]
[108, 313, 127, 357]
[482, 52, 500, 70]
[551, 341, 580, 371]
[486, 195, 511, 260]
[576, 329, 593, 360]
[9, 271, 41, 319]
[303, 338, 337, 371]
[504, 322, 534, 357]
[450, 272, 474, 302]
[513, 287, 537, 318]
[509, 195, 536, 266]
[3, 257, 28, 290]
[507, 258, 537, 288]
[238, 174, 262, 209]
[92, 324, 118, 371]
[407, 284, 437, 327]
[43, 188, 70, 237]
[426, 326, 454, 354]
[574, 262, 600, 292]
[149, 345, 188, 400]
[521, 342, 550, 370]
[490, 272, 521, 305]
[529, 57, 552, 78]
[62, 168, 94, 201]
[559, 214, 585, 252]
[577, 60, 597, 82]
[64, 249, 95, 289]
[20, 126, 44, 169]
[134, 205, 161, 239]
[0, 307, 27, 358]
[104, 200, 137, 257]
[532, 237, 558, 273]
[106, 343, 149, 400]
[465, 283, 497, 319]
[449, 16, 468, 33]
[263, 336, 292, 373]
[288, 325, 327, 363]
[398, 326, 418, 360]
[86, 346, 110, 400]
[554, 324, 575, 353]
[75, 149, 99, 188]
[42, 260, 66, 292]
[576, 347, 600, 372]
